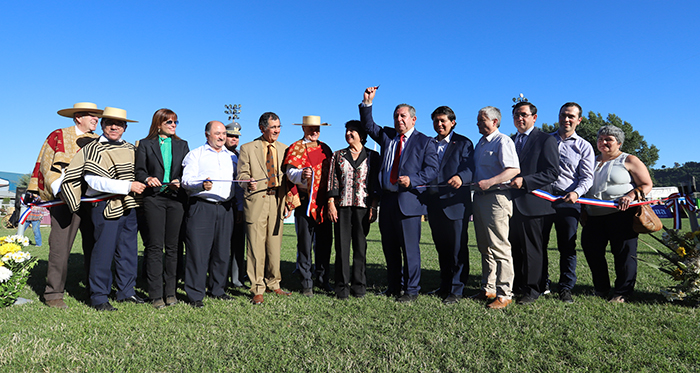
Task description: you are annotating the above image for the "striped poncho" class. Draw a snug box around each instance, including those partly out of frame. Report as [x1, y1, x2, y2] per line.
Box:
[61, 138, 141, 219]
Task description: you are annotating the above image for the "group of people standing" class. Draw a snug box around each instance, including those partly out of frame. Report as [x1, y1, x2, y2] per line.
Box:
[26, 86, 652, 311]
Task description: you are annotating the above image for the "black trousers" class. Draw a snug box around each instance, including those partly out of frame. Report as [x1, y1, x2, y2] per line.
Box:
[294, 198, 333, 290]
[427, 205, 469, 296]
[184, 199, 233, 302]
[581, 209, 638, 297]
[334, 206, 371, 297]
[542, 203, 581, 291]
[229, 214, 247, 287]
[143, 194, 185, 300]
[510, 209, 547, 298]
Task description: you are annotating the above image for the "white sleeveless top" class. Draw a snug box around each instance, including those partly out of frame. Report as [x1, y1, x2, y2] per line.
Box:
[586, 153, 634, 216]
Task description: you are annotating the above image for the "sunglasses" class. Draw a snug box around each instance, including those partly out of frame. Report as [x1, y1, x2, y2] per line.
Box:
[165, 120, 179, 125]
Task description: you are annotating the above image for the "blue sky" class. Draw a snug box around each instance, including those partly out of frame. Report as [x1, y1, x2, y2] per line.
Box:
[1, 1, 697, 174]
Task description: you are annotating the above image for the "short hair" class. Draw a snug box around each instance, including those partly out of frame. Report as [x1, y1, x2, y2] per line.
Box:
[597, 125, 625, 146]
[204, 121, 215, 135]
[431, 106, 456, 123]
[394, 104, 416, 118]
[146, 108, 181, 140]
[258, 112, 280, 130]
[559, 102, 582, 118]
[344, 120, 367, 145]
[512, 101, 538, 116]
[478, 106, 502, 127]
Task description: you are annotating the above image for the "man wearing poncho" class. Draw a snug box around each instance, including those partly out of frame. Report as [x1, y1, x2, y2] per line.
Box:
[27, 102, 100, 309]
[61, 107, 146, 311]
[283, 116, 333, 297]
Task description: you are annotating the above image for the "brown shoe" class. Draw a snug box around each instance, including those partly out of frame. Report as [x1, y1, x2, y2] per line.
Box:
[45, 299, 68, 309]
[487, 297, 512, 309]
[469, 290, 497, 301]
[252, 294, 264, 305]
[267, 288, 292, 296]
[609, 295, 626, 304]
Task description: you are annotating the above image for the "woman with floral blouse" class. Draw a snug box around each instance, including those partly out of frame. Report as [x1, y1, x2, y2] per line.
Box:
[327, 120, 380, 299]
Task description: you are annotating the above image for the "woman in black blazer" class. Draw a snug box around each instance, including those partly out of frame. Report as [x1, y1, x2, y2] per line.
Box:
[135, 108, 189, 309]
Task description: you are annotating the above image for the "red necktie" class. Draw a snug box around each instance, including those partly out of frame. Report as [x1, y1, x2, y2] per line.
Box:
[390, 135, 404, 185]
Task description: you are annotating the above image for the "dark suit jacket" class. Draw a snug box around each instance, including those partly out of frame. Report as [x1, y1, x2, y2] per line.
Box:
[359, 104, 439, 217]
[510, 127, 560, 216]
[134, 137, 190, 199]
[426, 132, 474, 221]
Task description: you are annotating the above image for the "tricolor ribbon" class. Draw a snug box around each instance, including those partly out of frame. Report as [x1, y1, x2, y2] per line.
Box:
[531, 189, 658, 208]
[19, 194, 119, 225]
[664, 193, 698, 229]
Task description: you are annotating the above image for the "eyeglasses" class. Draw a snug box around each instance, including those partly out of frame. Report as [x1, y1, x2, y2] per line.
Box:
[165, 120, 179, 125]
[104, 120, 127, 127]
[226, 134, 239, 138]
[513, 112, 532, 118]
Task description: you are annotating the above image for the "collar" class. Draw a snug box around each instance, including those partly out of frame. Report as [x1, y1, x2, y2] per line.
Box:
[555, 130, 581, 141]
[484, 128, 501, 142]
[204, 142, 233, 155]
[518, 126, 535, 137]
[436, 131, 453, 144]
[99, 135, 124, 144]
[400, 126, 416, 140]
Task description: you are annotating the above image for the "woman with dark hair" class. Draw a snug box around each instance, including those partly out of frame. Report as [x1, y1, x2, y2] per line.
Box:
[135, 109, 190, 308]
[327, 120, 380, 299]
[581, 125, 653, 303]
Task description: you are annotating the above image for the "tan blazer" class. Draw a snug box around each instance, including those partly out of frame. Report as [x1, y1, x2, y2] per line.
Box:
[237, 137, 288, 224]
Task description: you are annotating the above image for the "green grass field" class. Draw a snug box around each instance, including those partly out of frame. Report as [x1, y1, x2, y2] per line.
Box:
[1, 219, 698, 372]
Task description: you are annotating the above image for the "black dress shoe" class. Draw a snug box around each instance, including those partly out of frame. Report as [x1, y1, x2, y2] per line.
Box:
[210, 293, 233, 301]
[190, 300, 204, 308]
[442, 294, 463, 305]
[559, 289, 574, 304]
[117, 295, 145, 304]
[517, 295, 538, 305]
[378, 289, 403, 297]
[93, 302, 118, 311]
[397, 293, 418, 303]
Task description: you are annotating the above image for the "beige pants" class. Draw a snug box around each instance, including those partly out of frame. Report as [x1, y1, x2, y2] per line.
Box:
[246, 195, 285, 295]
[473, 190, 514, 298]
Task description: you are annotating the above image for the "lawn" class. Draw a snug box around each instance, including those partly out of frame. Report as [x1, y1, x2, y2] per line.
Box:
[0, 219, 698, 372]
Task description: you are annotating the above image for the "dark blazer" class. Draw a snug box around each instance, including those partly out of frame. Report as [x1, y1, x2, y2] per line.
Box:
[359, 104, 439, 217]
[135, 137, 190, 199]
[426, 132, 474, 220]
[510, 127, 560, 216]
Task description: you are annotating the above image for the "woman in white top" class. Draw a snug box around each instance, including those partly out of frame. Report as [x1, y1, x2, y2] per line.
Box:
[581, 125, 653, 303]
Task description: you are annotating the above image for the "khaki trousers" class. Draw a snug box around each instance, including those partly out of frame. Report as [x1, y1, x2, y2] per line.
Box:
[473, 190, 514, 298]
[246, 194, 284, 295]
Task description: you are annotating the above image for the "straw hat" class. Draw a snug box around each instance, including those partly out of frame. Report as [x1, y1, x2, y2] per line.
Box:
[226, 121, 241, 136]
[57, 102, 103, 118]
[99, 107, 138, 123]
[293, 115, 330, 126]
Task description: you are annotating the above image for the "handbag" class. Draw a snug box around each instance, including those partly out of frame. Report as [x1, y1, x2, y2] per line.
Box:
[631, 188, 663, 233]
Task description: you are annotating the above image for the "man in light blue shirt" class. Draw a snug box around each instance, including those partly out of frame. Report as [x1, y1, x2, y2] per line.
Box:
[542, 102, 594, 303]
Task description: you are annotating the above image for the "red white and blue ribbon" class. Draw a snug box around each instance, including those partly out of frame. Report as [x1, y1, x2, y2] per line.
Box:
[20, 194, 120, 225]
[664, 193, 698, 229]
[531, 189, 658, 208]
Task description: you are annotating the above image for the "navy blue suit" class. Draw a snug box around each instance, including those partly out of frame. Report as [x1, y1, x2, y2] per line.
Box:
[509, 127, 560, 298]
[359, 104, 439, 295]
[426, 132, 474, 297]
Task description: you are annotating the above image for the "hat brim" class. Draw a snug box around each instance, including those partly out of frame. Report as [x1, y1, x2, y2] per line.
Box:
[57, 108, 104, 118]
[293, 122, 331, 126]
[226, 130, 241, 136]
[98, 114, 138, 123]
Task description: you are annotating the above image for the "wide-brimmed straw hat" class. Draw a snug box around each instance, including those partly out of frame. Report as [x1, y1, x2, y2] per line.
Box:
[293, 115, 330, 126]
[99, 107, 138, 123]
[57, 102, 104, 118]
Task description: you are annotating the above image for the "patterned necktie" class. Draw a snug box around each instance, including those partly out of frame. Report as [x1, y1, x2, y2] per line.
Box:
[390, 134, 404, 185]
[266, 144, 277, 187]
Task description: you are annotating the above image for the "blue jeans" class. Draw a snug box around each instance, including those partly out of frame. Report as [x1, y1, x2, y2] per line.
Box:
[23, 220, 42, 246]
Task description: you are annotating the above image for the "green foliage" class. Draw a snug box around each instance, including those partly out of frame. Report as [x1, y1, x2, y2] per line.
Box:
[652, 161, 700, 187]
[16, 173, 31, 189]
[542, 112, 660, 167]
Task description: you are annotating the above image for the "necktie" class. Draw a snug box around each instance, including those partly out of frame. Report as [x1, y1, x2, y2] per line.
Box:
[515, 134, 525, 155]
[266, 144, 277, 187]
[390, 135, 404, 185]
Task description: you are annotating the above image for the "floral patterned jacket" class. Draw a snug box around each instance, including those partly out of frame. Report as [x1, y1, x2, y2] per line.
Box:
[327, 147, 380, 208]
